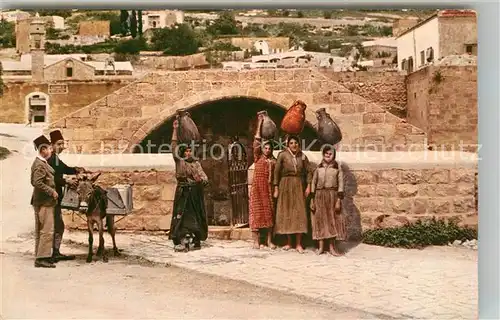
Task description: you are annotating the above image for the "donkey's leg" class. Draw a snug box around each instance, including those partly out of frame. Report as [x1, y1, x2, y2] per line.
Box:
[97, 219, 108, 263]
[86, 220, 94, 263]
[106, 215, 120, 256]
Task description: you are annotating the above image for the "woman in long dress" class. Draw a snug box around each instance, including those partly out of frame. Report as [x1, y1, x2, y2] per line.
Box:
[273, 135, 312, 253]
[310, 146, 347, 256]
[249, 114, 277, 249]
[169, 119, 209, 252]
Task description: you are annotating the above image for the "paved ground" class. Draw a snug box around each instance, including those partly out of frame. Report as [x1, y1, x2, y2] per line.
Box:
[1, 124, 478, 319]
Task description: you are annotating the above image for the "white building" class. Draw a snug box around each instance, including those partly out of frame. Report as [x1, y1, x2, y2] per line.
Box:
[396, 9, 477, 73]
[141, 10, 184, 31]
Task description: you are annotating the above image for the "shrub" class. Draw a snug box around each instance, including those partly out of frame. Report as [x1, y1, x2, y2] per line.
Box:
[362, 218, 477, 249]
[0, 146, 11, 160]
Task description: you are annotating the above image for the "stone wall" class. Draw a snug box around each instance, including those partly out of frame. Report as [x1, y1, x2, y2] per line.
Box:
[406, 65, 477, 150]
[60, 152, 478, 236]
[319, 70, 407, 117]
[0, 80, 130, 124]
[438, 15, 477, 57]
[47, 69, 426, 154]
[78, 21, 110, 37]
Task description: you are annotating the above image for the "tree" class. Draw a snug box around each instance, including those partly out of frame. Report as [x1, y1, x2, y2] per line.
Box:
[38, 10, 73, 18]
[207, 11, 239, 36]
[130, 10, 137, 38]
[138, 10, 143, 36]
[150, 24, 200, 56]
[323, 10, 332, 19]
[120, 10, 129, 36]
[0, 19, 15, 48]
[297, 11, 304, 18]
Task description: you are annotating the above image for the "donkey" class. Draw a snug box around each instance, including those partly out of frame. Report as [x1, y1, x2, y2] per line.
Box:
[74, 172, 120, 263]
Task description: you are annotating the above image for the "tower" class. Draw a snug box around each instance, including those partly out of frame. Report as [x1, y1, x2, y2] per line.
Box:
[29, 13, 45, 83]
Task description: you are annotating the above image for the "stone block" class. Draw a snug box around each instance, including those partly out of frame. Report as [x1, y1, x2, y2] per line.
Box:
[363, 112, 385, 124]
[378, 170, 400, 184]
[131, 170, 158, 185]
[161, 183, 177, 201]
[312, 93, 332, 104]
[353, 171, 378, 185]
[428, 199, 451, 214]
[142, 105, 160, 117]
[340, 103, 356, 114]
[453, 197, 475, 213]
[418, 184, 456, 197]
[456, 183, 475, 196]
[354, 197, 387, 213]
[396, 184, 419, 197]
[412, 198, 428, 214]
[422, 169, 450, 184]
[375, 184, 398, 197]
[355, 185, 376, 197]
[399, 170, 423, 184]
[387, 198, 412, 213]
[65, 117, 96, 128]
[135, 185, 162, 201]
[450, 168, 475, 183]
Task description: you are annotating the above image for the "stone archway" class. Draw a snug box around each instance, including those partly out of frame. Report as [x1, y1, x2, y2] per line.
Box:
[126, 88, 319, 153]
[25, 92, 50, 125]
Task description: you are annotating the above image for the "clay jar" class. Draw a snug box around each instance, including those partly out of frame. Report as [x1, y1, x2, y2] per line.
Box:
[280, 100, 307, 135]
[315, 107, 342, 145]
[257, 110, 277, 140]
[176, 109, 201, 143]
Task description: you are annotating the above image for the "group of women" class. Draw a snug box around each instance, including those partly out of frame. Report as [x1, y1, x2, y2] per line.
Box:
[249, 113, 347, 256]
[168, 113, 347, 256]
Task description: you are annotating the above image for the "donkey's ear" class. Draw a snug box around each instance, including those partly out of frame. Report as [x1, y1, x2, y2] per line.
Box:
[90, 172, 101, 183]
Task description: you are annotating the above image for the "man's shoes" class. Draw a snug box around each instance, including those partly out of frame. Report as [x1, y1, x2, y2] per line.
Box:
[52, 250, 76, 261]
[34, 258, 56, 268]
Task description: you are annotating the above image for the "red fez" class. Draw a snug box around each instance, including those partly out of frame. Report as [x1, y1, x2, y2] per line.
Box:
[33, 135, 51, 151]
[49, 130, 64, 144]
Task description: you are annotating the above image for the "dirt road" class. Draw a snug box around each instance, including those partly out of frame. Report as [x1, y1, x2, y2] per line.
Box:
[0, 124, 374, 319]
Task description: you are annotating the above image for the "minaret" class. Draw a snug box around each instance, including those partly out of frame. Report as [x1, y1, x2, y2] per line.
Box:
[29, 13, 45, 83]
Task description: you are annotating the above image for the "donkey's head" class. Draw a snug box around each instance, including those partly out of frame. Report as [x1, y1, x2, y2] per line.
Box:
[75, 172, 101, 208]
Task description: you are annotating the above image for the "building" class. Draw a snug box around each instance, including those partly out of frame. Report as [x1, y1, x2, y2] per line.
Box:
[0, 10, 31, 23]
[362, 37, 397, 58]
[396, 9, 477, 73]
[78, 20, 110, 38]
[16, 15, 66, 54]
[141, 10, 184, 32]
[1, 17, 135, 126]
[224, 37, 290, 55]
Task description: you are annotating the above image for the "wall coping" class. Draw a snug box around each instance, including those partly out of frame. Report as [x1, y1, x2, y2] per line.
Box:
[59, 151, 478, 172]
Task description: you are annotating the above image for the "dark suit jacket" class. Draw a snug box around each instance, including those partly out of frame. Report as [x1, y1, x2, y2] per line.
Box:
[30, 157, 57, 207]
[47, 153, 78, 203]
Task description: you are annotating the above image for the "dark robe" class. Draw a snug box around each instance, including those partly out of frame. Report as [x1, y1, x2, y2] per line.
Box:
[47, 153, 77, 203]
[168, 140, 209, 245]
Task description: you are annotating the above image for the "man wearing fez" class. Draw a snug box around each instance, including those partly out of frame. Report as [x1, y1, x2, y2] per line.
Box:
[48, 130, 85, 261]
[31, 135, 58, 268]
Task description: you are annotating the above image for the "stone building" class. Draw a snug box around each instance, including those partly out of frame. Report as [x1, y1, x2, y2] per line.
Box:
[225, 37, 290, 55]
[141, 10, 184, 31]
[15, 15, 66, 54]
[78, 20, 110, 38]
[0, 17, 136, 125]
[396, 9, 477, 73]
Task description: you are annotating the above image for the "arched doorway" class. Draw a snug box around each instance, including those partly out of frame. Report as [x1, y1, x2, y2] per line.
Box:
[25, 92, 50, 125]
[134, 97, 320, 226]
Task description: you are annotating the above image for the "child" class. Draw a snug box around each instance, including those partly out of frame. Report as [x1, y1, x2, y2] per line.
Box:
[310, 146, 347, 256]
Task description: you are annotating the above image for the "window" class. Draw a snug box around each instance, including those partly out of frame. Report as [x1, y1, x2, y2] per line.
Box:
[401, 59, 407, 71]
[426, 47, 434, 62]
[35, 40, 40, 49]
[408, 57, 414, 73]
[466, 45, 475, 55]
[66, 67, 73, 77]
[420, 51, 425, 66]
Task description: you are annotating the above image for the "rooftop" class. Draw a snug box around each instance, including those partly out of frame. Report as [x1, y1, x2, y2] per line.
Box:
[396, 9, 476, 38]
